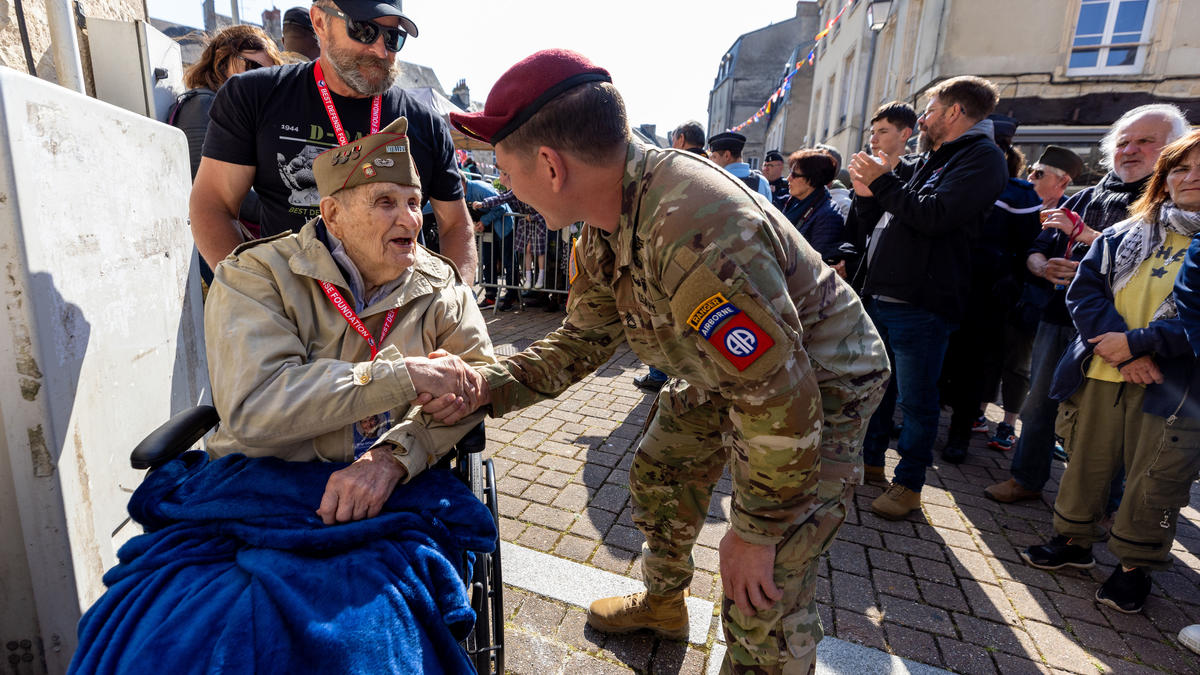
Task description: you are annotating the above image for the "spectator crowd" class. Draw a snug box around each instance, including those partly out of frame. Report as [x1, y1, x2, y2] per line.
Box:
[169, 0, 1200, 662]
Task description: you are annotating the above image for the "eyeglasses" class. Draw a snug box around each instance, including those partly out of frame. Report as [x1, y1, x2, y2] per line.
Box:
[318, 6, 407, 52]
[1029, 169, 1045, 179]
[241, 56, 263, 71]
[789, 171, 806, 180]
[1029, 164, 1066, 181]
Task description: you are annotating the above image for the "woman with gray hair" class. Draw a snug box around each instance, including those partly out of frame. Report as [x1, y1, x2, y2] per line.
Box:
[1020, 130, 1200, 615]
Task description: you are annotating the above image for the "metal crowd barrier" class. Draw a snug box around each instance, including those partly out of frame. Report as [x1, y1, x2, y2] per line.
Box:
[472, 212, 573, 314]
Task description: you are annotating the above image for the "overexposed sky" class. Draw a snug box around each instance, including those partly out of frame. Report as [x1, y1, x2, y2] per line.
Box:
[147, 0, 804, 133]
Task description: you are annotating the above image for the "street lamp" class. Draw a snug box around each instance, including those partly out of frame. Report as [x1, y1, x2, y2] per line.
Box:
[867, 0, 893, 32]
[859, 0, 894, 152]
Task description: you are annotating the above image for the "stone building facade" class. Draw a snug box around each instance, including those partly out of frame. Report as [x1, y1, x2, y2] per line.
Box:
[708, 1, 820, 166]
[807, 0, 1200, 177]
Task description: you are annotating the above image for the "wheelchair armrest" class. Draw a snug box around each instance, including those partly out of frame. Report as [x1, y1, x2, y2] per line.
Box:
[454, 421, 487, 455]
[130, 405, 220, 470]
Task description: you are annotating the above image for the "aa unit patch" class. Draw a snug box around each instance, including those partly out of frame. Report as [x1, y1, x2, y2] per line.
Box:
[687, 293, 773, 371]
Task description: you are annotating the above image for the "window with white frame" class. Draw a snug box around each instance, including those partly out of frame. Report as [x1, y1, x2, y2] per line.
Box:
[839, 50, 856, 126]
[1067, 0, 1155, 75]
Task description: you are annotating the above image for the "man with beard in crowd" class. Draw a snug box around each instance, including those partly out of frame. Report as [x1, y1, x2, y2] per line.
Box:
[189, 0, 475, 276]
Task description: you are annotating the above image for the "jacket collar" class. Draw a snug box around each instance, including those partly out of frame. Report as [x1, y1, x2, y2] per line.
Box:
[606, 140, 651, 274]
[288, 218, 453, 317]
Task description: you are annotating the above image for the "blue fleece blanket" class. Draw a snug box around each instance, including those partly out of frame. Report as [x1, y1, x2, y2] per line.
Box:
[69, 452, 496, 675]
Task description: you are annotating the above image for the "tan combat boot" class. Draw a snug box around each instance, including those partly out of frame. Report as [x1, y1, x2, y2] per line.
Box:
[871, 483, 921, 520]
[587, 590, 688, 639]
[864, 464, 888, 485]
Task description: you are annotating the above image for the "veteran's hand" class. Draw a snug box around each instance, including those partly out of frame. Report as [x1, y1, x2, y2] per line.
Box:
[1088, 332, 1133, 367]
[406, 350, 484, 410]
[414, 350, 491, 424]
[1119, 355, 1164, 386]
[719, 530, 782, 618]
[317, 447, 407, 525]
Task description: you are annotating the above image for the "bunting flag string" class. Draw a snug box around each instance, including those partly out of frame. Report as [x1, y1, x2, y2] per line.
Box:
[727, 0, 855, 133]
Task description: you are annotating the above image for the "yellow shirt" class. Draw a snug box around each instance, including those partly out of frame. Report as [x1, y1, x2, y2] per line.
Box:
[1088, 231, 1190, 382]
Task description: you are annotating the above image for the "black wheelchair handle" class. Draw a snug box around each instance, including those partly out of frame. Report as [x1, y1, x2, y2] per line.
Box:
[130, 405, 220, 470]
[456, 421, 487, 455]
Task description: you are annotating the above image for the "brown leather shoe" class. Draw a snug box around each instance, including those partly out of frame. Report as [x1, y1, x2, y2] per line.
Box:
[871, 483, 921, 520]
[587, 590, 687, 639]
[984, 478, 1042, 503]
[864, 464, 887, 485]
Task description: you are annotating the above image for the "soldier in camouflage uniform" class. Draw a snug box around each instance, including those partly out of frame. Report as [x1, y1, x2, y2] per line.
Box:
[440, 49, 890, 673]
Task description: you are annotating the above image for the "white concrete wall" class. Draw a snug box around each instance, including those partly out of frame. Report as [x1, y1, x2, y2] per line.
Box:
[0, 66, 207, 673]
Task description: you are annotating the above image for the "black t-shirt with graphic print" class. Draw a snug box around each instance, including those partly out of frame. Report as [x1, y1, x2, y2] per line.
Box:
[203, 61, 463, 238]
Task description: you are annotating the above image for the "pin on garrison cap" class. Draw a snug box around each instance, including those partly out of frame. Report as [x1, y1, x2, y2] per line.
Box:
[708, 131, 746, 154]
[1036, 145, 1085, 181]
[312, 116, 419, 198]
[448, 48, 611, 145]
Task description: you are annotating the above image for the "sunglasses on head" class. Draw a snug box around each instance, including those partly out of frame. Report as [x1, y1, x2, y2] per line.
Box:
[319, 6, 407, 52]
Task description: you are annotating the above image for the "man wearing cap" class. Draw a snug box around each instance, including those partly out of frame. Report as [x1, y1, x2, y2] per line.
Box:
[1028, 145, 1084, 211]
[191, 0, 476, 278]
[985, 104, 1188, 506]
[709, 131, 774, 200]
[762, 150, 790, 204]
[434, 49, 889, 672]
[282, 7, 321, 60]
[203, 116, 494, 524]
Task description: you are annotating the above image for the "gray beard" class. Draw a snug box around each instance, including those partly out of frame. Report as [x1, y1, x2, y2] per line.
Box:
[326, 47, 399, 96]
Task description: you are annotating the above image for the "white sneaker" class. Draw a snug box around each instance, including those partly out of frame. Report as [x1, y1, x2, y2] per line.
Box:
[534, 270, 545, 288]
[1180, 625, 1200, 655]
[523, 271, 532, 288]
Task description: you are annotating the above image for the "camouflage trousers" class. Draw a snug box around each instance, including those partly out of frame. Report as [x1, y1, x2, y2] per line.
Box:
[630, 395, 857, 674]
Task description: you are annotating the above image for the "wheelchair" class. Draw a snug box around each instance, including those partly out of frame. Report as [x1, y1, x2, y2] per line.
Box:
[130, 405, 505, 674]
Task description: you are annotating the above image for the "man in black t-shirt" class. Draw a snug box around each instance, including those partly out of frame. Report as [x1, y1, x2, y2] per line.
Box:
[190, 0, 475, 276]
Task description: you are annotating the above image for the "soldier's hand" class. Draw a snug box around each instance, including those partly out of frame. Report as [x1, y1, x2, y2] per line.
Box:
[317, 447, 406, 525]
[417, 349, 491, 424]
[719, 530, 782, 617]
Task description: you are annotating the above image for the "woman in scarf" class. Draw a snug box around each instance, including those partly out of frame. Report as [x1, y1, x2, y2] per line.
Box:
[778, 149, 849, 275]
[1020, 130, 1200, 615]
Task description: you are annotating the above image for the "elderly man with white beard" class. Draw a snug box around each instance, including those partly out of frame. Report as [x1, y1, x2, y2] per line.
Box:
[189, 0, 476, 277]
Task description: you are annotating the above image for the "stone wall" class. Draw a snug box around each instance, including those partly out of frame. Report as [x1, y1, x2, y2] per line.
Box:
[0, 0, 145, 95]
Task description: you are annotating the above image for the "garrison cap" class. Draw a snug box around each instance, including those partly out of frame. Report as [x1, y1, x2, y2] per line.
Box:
[312, 116, 419, 197]
[332, 0, 418, 36]
[764, 150, 784, 163]
[708, 131, 746, 154]
[449, 48, 612, 145]
[1036, 145, 1085, 181]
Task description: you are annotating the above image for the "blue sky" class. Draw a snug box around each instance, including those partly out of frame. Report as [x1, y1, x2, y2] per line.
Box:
[147, 0, 803, 133]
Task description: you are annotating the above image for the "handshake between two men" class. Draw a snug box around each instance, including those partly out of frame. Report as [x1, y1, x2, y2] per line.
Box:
[407, 350, 491, 424]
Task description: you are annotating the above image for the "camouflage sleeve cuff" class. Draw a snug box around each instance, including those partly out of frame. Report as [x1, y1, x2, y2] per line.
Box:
[729, 515, 786, 547]
[478, 362, 528, 417]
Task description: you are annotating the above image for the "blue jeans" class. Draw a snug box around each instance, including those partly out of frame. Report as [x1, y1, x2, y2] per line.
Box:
[863, 300, 956, 492]
[1010, 321, 1125, 511]
[646, 366, 668, 382]
[1009, 321, 1076, 491]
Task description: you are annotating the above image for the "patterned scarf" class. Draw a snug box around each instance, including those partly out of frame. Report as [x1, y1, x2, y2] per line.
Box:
[1110, 202, 1200, 321]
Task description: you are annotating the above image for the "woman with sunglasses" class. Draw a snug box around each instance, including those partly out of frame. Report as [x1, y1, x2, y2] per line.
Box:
[778, 149, 851, 277]
[170, 25, 282, 182]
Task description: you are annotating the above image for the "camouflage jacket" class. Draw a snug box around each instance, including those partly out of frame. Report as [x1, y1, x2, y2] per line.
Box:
[479, 141, 889, 544]
[205, 219, 494, 479]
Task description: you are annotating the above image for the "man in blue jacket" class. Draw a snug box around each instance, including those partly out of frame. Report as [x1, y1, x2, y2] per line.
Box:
[847, 75, 1008, 519]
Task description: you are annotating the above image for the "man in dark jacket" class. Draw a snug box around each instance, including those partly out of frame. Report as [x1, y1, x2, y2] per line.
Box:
[984, 104, 1189, 504]
[847, 75, 1008, 519]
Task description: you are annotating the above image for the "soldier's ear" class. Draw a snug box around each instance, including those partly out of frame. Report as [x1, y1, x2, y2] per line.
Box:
[538, 146, 568, 193]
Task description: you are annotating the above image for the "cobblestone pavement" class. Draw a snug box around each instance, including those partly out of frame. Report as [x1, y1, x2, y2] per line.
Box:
[480, 306, 1200, 674]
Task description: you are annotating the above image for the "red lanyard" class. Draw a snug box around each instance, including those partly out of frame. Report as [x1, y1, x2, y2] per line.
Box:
[313, 60, 381, 146]
[319, 281, 396, 359]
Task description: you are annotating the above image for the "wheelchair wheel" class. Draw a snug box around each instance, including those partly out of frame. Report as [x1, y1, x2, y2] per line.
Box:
[464, 453, 504, 674]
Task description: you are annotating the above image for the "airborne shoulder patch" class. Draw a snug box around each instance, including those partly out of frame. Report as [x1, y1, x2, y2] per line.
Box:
[687, 293, 774, 371]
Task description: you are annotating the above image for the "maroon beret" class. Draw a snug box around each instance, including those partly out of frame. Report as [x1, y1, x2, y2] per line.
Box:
[449, 49, 611, 145]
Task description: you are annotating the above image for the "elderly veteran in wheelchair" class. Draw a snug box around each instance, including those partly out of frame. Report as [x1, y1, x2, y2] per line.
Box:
[68, 118, 501, 675]
[204, 115, 494, 522]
